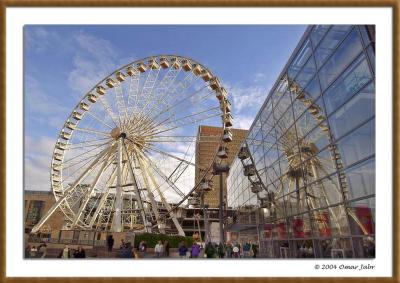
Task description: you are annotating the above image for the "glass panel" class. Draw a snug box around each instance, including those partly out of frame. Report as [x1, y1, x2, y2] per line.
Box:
[367, 45, 375, 73]
[303, 147, 336, 178]
[272, 76, 289, 106]
[275, 108, 295, 140]
[303, 124, 330, 153]
[329, 205, 350, 236]
[319, 28, 364, 90]
[303, 75, 321, 101]
[310, 25, 330, 48]
[329, 82, 375, 139]
[294, 55, 316, 89]
[296, 110, 322, 140]
[359, 25, 372, 46]
[352, 236, 375, 258]
[348, 197, 375, 236]
[288, 39, 312, 79]
[314, 25, 353, 68]
[344, 157, 375, 200]
[324, 55, 372, 115]
[337, 118, 375, 168]
[274, 90, 292, 116]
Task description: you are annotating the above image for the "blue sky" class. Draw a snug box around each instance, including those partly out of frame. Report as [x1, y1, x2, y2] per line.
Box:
[24, 24, 306, 190]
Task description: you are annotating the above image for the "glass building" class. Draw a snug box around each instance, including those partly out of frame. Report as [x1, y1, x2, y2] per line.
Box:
[227, 25, 375, 258]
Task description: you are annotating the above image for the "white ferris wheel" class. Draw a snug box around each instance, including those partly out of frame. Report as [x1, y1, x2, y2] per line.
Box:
[31, 55, 233, 235]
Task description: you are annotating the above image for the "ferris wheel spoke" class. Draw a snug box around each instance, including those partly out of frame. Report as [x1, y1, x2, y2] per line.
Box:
[98, 95, 120, 127]
[71, 145, 116, 227]
[139, 151, 186, 199]
[150, 84, 209, 124]
[142, 144, 197, 168]
[63, 141, 112, 164]
[74, 127, 112, 137]
[113, 82, 129, 124]
[66, 139, 112, 150]
[85, 110, 114, 130]
[133, 68, 160, 119]
[141, 109, 221, 138]
[138, 67, 182, 122]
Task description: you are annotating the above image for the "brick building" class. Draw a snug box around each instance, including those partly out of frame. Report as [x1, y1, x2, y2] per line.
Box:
[195, 125, 248, 208]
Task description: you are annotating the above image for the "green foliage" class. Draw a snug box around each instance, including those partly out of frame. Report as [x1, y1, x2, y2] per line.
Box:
[133, 233, 193, 248]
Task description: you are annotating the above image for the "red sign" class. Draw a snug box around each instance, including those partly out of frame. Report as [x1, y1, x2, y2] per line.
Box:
[316, 211, 331, 237]
[264, 223, 273, 238]
[277, 221, 287, 239]
[292, 217, 305, 238]
[355, 206, 374, 234]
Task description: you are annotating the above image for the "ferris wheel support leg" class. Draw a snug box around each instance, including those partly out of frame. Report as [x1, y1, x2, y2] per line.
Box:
[31, 146, 111, 234]
[138, 153, 185, 236]
[123, 141, 150, 232]
[112, 138, 124, 232]
[135, 153, 165, 234]
[88, 167, 118, 228]
[71, 146, 115, 227]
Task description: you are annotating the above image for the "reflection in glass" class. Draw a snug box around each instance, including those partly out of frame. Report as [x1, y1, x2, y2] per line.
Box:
[329, 82, 375, 139]
[345, 158, 375, 200]
[337, 118, 375, 168]
[310, 25, 330, 48]
[288, 39, 312, 79]
[324, 55, 372, 115]
[319, 28, 363, 90]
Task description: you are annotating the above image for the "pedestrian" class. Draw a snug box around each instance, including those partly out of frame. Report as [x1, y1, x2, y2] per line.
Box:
[154, 241, 163, 258]
[38, 243, 47, 258]
[205, 242, 216, 258]
[251, 243, 258, 258]
[233, 244, 239, 258]
[226, 242, 233, 258]
[218, 242, 225, 258]
[120, 239, 126, 249]
[178, 241, 188, 258]
[106, 235, 114, 252]
[73, 245, 86, 258]
[117, 242, 133, 258]
[138, 241, 147, 258]
[163, 240, 170, 257]
[191, 242, 201, 258]
[243, 241, 251, 258]
[29, 245, 38, 258]
[58, 245, 71, 258]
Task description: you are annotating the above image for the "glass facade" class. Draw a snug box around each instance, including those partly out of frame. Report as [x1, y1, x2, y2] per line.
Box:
[227, 25, 375, 258]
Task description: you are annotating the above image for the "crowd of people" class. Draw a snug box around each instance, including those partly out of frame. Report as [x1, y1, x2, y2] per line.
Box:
[26, 235, 258, 259]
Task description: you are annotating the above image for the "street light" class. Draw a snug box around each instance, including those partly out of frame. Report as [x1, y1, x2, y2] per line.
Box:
[212, 162, 230, 244]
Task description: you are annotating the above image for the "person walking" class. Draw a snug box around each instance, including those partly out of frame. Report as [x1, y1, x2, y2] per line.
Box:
[106, 235, 114, 253]
[226, 242, 233, 258]
[163, 240, 170, 257]
[232, 244, 240, 258]
[251, 242, 258, 258]
[243, 241, 251, 258]
[38, 243, 47, 258]
[178, 241, 188, 258]
[29, 246, 38, 258]
[218, 242, 225, 258]
[59, 245, 71, 258]
[138, 241, 147, 258]
[154, 241, 163, 258]
[205, 242, 216, 258]
[73, 246, 86, 258]
[191, 242, 201, 258]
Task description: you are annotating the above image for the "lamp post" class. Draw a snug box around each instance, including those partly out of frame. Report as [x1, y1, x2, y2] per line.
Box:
[213, 163, 230, 244]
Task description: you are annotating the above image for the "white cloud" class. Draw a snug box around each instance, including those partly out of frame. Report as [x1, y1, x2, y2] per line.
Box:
[227, 84, 268, 114]
[24, 136, 55, 190]
[234, 114, 254, 130]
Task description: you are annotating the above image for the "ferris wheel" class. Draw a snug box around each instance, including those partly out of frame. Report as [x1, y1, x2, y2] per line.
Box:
[31, 55, 233, 235]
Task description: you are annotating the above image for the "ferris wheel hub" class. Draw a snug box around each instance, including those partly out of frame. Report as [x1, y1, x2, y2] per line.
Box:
[110, 127, 121, 139]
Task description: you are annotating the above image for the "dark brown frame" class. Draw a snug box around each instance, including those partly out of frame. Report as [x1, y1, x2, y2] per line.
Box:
[0, 1, 398, 282]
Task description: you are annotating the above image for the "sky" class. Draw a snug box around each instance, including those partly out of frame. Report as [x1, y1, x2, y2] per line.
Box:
[24, 24, 307, 191]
